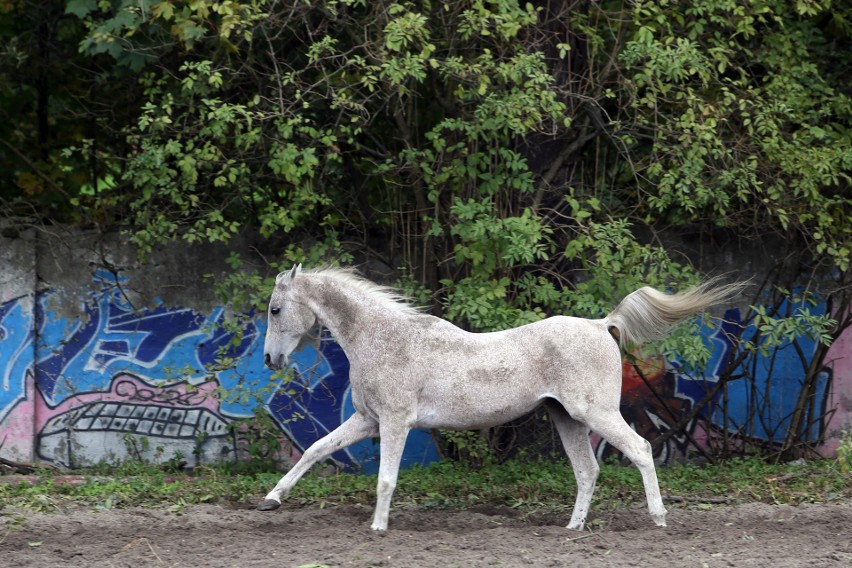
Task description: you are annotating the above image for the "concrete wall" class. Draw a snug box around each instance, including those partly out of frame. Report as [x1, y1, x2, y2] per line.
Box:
[0, 227, 437, 472]
[0, 228, 849, 472]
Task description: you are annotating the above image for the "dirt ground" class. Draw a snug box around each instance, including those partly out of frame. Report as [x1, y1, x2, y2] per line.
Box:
[1, 499, 850, 567]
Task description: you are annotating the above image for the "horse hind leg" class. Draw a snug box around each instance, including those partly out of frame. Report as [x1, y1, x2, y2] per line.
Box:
[545, 400, 599, 531]
[583, 409, 667, 527]
[258, 412, 379, 511]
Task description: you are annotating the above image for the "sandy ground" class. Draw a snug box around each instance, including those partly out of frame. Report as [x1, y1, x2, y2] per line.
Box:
[1, 499, 850, 567]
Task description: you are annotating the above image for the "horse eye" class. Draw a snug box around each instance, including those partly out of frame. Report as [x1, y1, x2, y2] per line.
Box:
[270, 307, 281, 315]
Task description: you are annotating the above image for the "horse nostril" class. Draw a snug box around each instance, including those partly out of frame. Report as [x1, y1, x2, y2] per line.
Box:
[264, 353, 272, 367]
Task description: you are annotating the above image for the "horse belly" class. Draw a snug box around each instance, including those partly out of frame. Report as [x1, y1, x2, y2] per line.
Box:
[414, 400, 541, 430]
[413, 369, 546, 430]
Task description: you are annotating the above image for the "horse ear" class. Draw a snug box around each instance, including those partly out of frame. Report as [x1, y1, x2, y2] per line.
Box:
[276, 264, 303, 288]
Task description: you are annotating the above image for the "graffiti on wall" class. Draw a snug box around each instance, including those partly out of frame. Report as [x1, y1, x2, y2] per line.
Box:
[679, 307, 832, 448]
[0, 271, 438, 471]
[595, 307, 835, 463]
[0, 272, 844, 470]
[23, 371, 232, 467]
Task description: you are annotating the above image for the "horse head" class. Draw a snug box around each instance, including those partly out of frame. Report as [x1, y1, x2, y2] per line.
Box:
[264, 264, 319, 370]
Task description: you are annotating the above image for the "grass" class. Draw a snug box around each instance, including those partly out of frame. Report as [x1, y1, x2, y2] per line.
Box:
[1, 456, 849, 515]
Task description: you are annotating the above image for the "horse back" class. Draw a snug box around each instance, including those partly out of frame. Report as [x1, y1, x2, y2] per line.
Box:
[349, 314, 623, 429]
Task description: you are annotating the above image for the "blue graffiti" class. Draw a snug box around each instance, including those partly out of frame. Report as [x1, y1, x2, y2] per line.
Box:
[0, 272, 438, 471]
[674, 307, 830, 443]
[34, 273, 223, 402]
[4, 270, 832, 467]
[0, 296, 35, 419]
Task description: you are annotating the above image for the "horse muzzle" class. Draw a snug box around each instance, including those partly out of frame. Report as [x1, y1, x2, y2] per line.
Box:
[264, 352, 286, 371]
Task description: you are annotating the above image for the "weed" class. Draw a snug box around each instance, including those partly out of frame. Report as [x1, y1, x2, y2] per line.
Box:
[837, 430, 852, 473]
[1, 457, 847, 516]
[167, 498, 189, 514]
[0, 513, 27, 545]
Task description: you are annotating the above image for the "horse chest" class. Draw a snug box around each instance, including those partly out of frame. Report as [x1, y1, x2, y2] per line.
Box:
[347, 368, 416, 418]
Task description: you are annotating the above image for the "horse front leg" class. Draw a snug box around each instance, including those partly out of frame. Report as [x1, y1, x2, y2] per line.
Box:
[258, 412, 379, 511]
[370, 423, 410, 531]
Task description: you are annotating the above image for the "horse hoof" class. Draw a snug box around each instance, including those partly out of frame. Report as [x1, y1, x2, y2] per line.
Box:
[257, 499, 281, 511]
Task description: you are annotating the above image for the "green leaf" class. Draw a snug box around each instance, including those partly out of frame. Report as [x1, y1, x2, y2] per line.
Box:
[65, 0, 97, 18]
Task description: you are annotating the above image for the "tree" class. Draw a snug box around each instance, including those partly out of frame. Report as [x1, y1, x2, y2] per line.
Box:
[0, 0, 143, 224]
[1, 0, 850, 461]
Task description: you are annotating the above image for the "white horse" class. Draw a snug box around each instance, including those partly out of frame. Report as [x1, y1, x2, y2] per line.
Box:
[259, 265, 741, 531]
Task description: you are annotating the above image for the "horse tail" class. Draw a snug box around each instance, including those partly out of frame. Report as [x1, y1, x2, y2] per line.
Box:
[604, 278, 746, 348]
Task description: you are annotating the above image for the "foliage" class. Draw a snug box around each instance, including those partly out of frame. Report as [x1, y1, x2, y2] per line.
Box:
[1, 0, 850, 463]
[837, 430, 852, 474]
[1, 457, 848, 515]
[619, 0, 852, 272]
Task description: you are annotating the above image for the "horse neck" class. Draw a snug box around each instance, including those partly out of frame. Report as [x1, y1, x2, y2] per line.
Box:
[298, 275, 386, 348]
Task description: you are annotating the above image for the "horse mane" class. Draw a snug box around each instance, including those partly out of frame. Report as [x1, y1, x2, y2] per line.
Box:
[302, 266, 424, 316]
